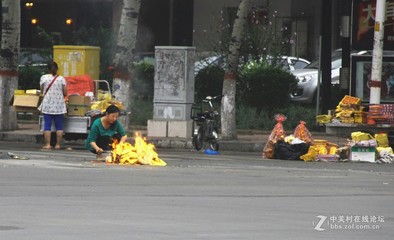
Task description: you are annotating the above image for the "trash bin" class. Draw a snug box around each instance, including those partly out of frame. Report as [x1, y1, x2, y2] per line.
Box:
[53, 45, 100, 79]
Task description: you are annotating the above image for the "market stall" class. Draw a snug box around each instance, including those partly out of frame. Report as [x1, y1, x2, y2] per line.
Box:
[262, 97, 394, 163]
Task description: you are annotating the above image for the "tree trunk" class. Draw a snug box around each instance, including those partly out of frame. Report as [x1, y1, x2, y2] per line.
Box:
[112, 0, 141, 130]
[221, 0, 253, 140]
[0, 0, 20, 131]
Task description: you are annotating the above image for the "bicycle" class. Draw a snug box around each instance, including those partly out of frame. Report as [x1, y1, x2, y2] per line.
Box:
[190, 95, 222, 151]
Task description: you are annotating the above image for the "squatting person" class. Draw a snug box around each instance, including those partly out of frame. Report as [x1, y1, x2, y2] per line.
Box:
[85, 104, 127, 159]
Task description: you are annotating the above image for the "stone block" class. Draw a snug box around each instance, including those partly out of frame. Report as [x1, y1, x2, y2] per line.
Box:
[168, 120, 193, 138]
[147, 120, 168, 137]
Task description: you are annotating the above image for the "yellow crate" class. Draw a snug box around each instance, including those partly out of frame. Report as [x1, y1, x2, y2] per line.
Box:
[314, 139, 327, 146]
[351, 131, 373, 142]
[14, 90, 25, 95]
[340, 95, 361, 105]
[316, 114, 332, 124]
[354, 111, 368, 124]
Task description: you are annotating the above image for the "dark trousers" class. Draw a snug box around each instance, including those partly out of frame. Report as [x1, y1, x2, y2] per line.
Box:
[90, 133, 121, 154]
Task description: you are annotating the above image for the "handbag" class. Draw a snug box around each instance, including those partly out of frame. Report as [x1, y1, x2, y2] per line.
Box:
[38, 75, 59, 112]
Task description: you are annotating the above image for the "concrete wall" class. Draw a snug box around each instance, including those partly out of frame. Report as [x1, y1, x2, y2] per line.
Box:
[290, 0, 321, 58]
[193, 0, 243, 55]
[192, 0, 341, 60]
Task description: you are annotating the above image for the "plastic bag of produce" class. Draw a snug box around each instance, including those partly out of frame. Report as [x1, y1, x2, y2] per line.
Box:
[293, 121, 314, 144]
[262, 114, 287, 159]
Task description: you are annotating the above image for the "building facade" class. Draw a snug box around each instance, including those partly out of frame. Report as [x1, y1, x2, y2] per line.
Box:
[21, 0, 344, 60]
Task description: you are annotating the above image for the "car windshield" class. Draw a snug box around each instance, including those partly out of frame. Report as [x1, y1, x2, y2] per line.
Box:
[304, 58, 319, 69]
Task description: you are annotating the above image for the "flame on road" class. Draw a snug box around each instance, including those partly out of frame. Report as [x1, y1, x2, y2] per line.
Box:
[108, 133, 166, 166]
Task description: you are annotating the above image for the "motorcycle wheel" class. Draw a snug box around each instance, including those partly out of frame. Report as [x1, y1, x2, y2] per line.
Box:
[208, 129, 219, 151]
[192, 128, 204, 151]
[209, 139, 219, 151]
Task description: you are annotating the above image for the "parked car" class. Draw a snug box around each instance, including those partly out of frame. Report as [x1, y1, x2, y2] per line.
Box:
[289, 49, 373, 104]
[19, 48, 51, 68]
[194, 55, 310, 75]
[272, 56, 310, 71]
[194, 55, 225, 75]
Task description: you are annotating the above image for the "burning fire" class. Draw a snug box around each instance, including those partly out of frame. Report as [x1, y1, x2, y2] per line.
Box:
[108, 132, 166, 166]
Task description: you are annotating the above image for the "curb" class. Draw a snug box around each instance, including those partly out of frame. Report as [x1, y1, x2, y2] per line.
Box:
[0, 132, 43, 144]
[0, 131, 265, 152]
[148, 138, 264, 152]
[0, 127, 349, 153]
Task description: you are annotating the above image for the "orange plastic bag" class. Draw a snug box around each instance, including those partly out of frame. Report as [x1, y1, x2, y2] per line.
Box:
[262, 114, 286, 159]
[65, 74, 94, 100]
[293, 121, 314, 144]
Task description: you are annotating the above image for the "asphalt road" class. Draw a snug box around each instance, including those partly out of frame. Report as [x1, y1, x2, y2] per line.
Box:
[0, 141, 393, 240]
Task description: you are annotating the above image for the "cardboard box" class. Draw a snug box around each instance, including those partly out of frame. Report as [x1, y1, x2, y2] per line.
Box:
[350, 146, 376, 163]
[12, 94, 41, 113]
[68, 95, 91, 105]
[67, 95, 91, 116]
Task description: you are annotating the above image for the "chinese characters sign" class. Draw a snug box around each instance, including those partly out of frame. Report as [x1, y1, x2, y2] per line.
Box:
[353, 0, 394, 50]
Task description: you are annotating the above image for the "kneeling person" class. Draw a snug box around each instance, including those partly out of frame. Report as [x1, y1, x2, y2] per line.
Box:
[85, 105, 127, 159]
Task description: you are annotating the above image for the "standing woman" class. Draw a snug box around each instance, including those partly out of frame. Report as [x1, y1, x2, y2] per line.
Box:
[39, 61, 67, 150]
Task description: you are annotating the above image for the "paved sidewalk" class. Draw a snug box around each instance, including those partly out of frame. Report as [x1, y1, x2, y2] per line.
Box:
[0, 123, 350, 152]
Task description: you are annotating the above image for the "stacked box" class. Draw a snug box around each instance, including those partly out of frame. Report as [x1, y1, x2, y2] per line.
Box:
[335, 95, 363, 124]
[380, 104, 394, 124]
[350, 146, 376, 163]
[340, 95, 361, 105]
[67, 95, 91, 116]
[368, 104, 390, 124]
[354, 111, 368, 124]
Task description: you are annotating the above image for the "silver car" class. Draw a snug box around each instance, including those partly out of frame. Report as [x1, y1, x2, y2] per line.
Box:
[275, 56, 310, 71]
[194, 55, 310, 75]
[289, 50, 344, 104]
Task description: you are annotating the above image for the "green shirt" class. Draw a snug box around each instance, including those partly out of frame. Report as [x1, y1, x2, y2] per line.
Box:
[85, 117, 126, 151]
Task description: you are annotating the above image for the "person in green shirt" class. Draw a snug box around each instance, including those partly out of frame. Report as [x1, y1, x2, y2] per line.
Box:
[85, 105, 127, 159]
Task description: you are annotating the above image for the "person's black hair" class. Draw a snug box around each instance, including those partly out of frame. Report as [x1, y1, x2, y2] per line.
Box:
[47, 61, 58, 71]
[105, 105, 120, 114]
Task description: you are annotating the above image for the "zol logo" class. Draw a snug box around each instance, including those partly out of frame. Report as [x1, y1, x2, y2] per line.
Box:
[314, 215, 328, 231]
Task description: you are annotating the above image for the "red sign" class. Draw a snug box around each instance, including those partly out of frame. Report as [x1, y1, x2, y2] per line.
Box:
[353, 0, 394, 50]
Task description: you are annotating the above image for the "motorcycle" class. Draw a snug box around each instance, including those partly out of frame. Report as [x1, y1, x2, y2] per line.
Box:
[190, 95, 222, 151]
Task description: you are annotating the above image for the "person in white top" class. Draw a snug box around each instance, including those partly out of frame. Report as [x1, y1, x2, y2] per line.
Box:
[39, 61, 67, 150]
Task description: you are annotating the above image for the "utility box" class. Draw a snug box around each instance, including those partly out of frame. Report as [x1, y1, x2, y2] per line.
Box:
[53, 45, 100, 79]
[153, 46, 195, 120]
[148, 46, 195, 138]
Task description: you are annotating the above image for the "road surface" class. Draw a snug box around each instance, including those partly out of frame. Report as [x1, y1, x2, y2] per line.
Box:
[0, 141, 393, 239]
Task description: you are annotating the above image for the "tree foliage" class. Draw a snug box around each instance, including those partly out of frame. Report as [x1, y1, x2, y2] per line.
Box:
[195, 65, 224, 101]
[237, 61, 297, 112]
[71, 25, 116, 82]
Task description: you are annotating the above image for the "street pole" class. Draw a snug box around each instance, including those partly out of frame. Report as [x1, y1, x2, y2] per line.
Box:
[320, 0, 332, 115]
[316, 36, 322, 120]
[340, 0, 351, 96]
[370, 0, 386, 104]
